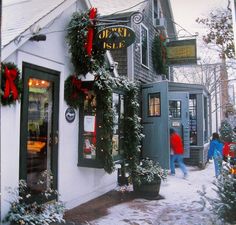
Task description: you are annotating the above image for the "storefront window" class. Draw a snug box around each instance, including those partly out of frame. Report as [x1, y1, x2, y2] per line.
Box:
[112, 93, 124, 160]
[148, 92, 161, 116]
[189, 94, 197, 145]
[82, 91, 97, 160]
[78, 82, 125, 167]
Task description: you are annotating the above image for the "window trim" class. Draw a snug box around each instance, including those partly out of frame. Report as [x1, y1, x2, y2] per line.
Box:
[140, 23, 149, 68]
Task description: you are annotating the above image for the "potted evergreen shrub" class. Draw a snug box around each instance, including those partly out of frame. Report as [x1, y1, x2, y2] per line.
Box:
[132, 158, 167, 197]
[3, 171, 66, 225]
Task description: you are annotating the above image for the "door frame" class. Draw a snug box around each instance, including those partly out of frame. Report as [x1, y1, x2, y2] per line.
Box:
[20, 62, 60, 196]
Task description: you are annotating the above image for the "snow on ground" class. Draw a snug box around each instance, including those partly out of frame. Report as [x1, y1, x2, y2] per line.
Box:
[88, 162, 226, 225]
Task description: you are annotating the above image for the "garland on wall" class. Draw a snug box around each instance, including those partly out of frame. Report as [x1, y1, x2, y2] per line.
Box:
[64, 66, 142, 174]
[152, 33, 168, 76]
[65, 9, 142, 173]
[66, 9, 105, 76]
[1, 62, 22, 106]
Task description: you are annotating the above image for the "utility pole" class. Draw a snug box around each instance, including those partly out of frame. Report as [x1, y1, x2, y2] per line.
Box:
[219, 57, 229, 120]
[214, 67, 219, 131]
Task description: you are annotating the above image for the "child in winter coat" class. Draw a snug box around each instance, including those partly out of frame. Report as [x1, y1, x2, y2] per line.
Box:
[208, 132, 224, 178]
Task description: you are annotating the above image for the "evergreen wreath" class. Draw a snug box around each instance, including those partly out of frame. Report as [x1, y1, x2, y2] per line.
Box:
[152, 33, 168, 76]
[1, 62, 22, 106]
[64, 75, 88, 109]
[66, 10, 105, 76]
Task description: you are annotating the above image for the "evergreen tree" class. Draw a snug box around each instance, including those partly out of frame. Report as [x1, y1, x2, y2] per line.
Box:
[219, 120, 234, 142]
[199, 161, 236, 224]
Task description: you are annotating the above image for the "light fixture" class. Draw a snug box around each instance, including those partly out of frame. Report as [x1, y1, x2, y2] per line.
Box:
[29, 34, 47, 42]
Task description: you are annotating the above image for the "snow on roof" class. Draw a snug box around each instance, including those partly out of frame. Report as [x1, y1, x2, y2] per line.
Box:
[2, 0, 67, 48]
[89, 0, 146, 17]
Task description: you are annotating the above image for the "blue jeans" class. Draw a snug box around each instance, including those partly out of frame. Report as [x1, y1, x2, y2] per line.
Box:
[213, 152, 222, 178]
[170, 154, 187, 175]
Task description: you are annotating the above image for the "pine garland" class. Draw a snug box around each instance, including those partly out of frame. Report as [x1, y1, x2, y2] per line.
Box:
[65, 9, 142, 174]
[64, 67, 142, 174]
[94, 68, 142, 174]
[1, 62, 22, 106]
[152, 34, 168, 75]
[66, 10, 105, 76]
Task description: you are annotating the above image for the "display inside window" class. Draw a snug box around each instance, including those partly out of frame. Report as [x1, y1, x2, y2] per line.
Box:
[82, 91, 97, 159]
[112, 93, 124, 159]
[148, 92, 161, 116]
[189, 94, 197, 145]
[169, 100, 181, 118]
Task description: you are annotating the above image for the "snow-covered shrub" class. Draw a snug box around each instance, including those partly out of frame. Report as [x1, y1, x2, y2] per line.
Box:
[3, 171, 66, 225]
[132, 158, 167, 186]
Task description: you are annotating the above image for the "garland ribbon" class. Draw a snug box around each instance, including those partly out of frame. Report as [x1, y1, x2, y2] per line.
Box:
[72, 76, 88, 95]
[3, 66, 18, 100]
[85, 8, 97, 56]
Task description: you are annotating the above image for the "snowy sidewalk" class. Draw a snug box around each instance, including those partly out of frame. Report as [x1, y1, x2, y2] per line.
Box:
[66, 162, 221, 225]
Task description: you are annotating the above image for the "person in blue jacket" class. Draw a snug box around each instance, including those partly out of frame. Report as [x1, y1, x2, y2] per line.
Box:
[208, 132, 224, 178]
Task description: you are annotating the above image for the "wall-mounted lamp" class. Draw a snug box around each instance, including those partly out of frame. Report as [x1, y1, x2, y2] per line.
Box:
[29, 34, 47, 42]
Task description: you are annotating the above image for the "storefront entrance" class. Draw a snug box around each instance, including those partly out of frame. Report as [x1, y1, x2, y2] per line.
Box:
[20, 63, 59, 198]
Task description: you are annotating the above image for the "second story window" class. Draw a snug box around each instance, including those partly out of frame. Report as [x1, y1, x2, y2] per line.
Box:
[153, 0, 160, 20]
[140, 24, 149, 67]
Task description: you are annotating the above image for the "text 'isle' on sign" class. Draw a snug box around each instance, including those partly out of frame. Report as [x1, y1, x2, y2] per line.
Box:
[96, 25, 136, 50]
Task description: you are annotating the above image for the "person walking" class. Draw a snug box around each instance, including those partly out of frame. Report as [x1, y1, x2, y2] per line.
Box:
[208, 132, 224, 178]
[169, 128, 188, 178]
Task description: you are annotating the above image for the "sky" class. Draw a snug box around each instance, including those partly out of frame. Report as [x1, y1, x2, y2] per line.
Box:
[85, 162, 224, 225]
[170, 0, 228, 36]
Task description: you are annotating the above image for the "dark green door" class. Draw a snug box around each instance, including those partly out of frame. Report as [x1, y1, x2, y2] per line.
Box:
[141, 81, 169, 169]
[168, 92, 190, 158]
[20, 63, 59, 197]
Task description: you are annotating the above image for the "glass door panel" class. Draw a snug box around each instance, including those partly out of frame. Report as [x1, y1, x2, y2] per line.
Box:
[27, 78, 53, 193]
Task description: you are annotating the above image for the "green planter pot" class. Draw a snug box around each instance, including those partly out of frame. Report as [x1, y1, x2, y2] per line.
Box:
[133, 179, 161, 197]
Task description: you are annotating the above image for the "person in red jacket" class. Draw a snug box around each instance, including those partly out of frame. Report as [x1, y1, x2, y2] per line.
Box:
[170, 128, 188, 178]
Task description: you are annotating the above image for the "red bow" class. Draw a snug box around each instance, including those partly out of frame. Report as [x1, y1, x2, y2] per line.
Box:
[72, 76, 88, 94]
[85, 8, 97, 57]
[3, 66, 18, 100]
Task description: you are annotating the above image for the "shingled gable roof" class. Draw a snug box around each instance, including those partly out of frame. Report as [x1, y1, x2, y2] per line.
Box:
[2, 0, 83, 60]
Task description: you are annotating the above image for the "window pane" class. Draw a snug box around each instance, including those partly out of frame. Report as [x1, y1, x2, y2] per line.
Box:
[27, 78, 52, 194]
[189, 94, 197, 145]
[148, 93, 161, 116]
[141, 26, 148, 66]
[169, 100, 181, 118]
[112, 93, 124, 158]
[83, 91, 97, 159]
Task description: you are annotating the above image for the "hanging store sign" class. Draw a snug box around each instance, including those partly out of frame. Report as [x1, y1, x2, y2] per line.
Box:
[167, 39, 197, 65]
[95, 25, 135, 50]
